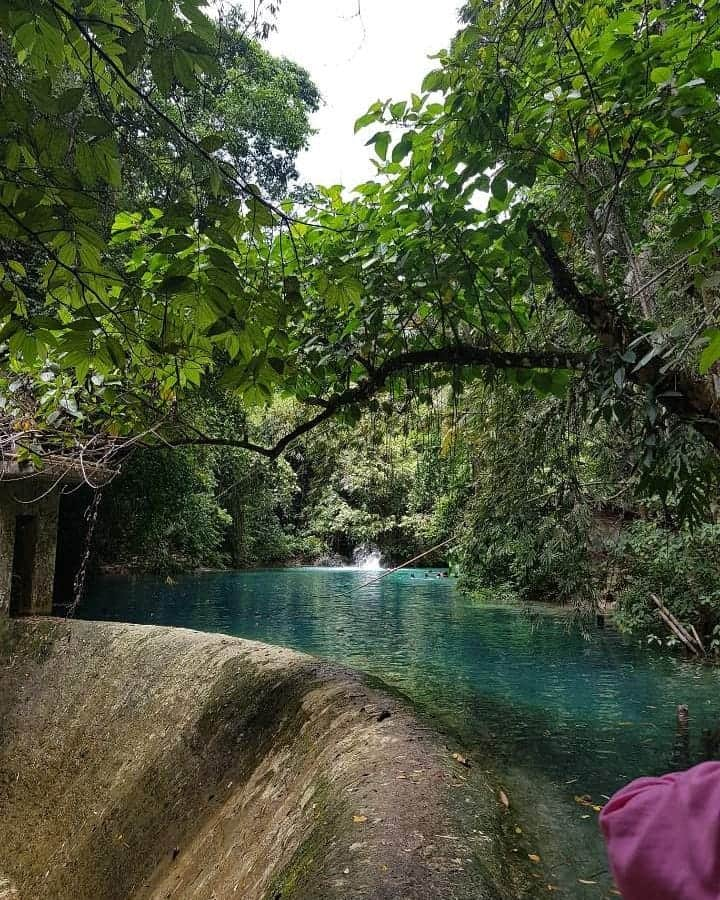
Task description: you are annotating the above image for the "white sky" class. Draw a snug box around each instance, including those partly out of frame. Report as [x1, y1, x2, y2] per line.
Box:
[267, 1, 460, 188]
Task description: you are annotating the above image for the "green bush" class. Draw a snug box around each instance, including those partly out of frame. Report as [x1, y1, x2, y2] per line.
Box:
[454, 489, 596, 606]
[611, 523, 720, 655]
[95, 449, 231, 571]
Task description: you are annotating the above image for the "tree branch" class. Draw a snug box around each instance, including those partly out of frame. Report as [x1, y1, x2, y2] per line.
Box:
[151, 343, 587, 460]
[528, 222, 720, 451]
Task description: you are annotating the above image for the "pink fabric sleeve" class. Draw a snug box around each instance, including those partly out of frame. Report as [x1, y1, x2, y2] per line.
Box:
[600, 761, 720, 900]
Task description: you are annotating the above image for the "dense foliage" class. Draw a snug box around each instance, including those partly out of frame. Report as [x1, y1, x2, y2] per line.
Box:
[2, 0, 720, 652]
[95, 398, 461, 570]
[610, 522, 720, 653]
[2, 0, 719, 463]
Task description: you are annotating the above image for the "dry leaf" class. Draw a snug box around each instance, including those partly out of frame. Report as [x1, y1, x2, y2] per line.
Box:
[499, 790, 510, 808]
[528, 853, 541, 863]
[578, 879, 597, 885]
[353, 815, 367, 824]
[452, 752, 471, 768]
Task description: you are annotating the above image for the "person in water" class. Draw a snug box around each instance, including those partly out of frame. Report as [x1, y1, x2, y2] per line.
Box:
[600, 761, 720, 899]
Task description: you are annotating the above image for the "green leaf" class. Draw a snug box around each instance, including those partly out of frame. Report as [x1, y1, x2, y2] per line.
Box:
[368, 131, 391, 161]
[421, 69, 443, 92]
[79, 115, 114, 137]
[111, 211, 138, 234]
[150, 49, 173, 96]
[491, 176, 508, 201]
[173, 50, 196, 90]
[699, 329, 720, 374]
[199, 133, 225, 152]
[0, 319, 22, 341]
[392, 134, 413, 164]
[122, 29, 146, 73]
[246, 195, 274, 227]
[57, 87, 84, 114]
[650, 66, 672, 84]
[154, 0, 174, 35]
[354, 105, 382, 133]
[106, 338, 126, 370]
[155, 234, 195, 253]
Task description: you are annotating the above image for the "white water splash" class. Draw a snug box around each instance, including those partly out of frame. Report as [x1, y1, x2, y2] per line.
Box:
[352, 546, 384, 571]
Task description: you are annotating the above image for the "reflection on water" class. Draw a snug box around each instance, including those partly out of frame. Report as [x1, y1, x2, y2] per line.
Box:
[79, 567, 720, 797]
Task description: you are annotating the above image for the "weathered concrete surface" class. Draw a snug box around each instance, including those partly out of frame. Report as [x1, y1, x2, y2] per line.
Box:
[0, 620, 530, 900]
[0, 482, 59, 616]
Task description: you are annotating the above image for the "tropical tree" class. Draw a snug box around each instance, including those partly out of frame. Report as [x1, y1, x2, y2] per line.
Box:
[1, 0, 719, 524]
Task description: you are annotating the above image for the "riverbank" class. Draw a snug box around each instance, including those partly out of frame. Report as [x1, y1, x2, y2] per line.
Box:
[0, 618, 535, 900]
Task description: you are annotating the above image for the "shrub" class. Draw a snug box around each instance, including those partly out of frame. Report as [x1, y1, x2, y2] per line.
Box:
[611, 523, 720, 655]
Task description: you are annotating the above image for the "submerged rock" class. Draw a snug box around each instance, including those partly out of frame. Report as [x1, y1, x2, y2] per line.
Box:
[0, 619, 527, 899]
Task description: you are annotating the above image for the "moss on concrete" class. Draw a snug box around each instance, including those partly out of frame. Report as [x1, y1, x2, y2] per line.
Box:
[0, 620, 528, 899]
[0, 616, 58, 661]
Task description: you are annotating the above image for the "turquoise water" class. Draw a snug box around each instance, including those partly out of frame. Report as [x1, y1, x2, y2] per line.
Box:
[79, 567, 719, 791]
[79, 567, 720, 892]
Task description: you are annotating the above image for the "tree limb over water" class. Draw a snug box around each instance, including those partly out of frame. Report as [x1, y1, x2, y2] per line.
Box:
[160, 344, 587, 459]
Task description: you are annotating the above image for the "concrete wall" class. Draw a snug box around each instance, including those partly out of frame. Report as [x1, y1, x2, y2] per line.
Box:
[0, 480, 60, 616]
[0, 620, 529, 900]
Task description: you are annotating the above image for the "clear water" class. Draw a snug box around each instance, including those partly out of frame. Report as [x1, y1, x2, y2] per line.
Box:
[78, 567, 720, 894]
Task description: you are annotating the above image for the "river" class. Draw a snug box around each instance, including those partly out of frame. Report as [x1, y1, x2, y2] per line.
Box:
[78, 567, 720, 897]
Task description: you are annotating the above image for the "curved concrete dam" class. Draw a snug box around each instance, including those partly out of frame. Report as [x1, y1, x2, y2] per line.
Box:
[0, 620, 530, 900]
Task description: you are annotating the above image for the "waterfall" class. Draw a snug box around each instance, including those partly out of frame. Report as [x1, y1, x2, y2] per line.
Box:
[352, 546, 383, 571]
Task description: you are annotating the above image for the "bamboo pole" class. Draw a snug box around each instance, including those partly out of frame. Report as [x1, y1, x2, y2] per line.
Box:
[690, 624, 707, 656]
[652, 594, 700, 651]
[657, 607, 699, 655]
[345, 537, 455, 595]
[652, 595, 700, 655]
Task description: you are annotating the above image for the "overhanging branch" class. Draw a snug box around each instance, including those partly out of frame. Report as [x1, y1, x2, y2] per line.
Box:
[156, 343, 587, 460]
[528, 222, 720, 451]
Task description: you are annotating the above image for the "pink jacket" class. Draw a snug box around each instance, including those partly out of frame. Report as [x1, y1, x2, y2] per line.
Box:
[600, 762, 720, 899]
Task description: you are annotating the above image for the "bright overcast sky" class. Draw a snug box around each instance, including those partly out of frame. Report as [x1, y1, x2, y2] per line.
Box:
[267, 1, 460, 188]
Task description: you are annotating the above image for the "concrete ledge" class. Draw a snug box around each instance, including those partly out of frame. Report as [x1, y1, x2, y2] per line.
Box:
[0, 620, 526, 900]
